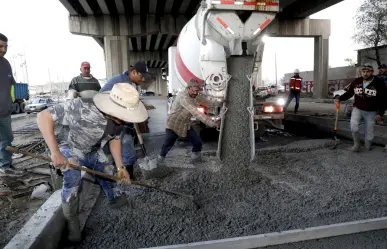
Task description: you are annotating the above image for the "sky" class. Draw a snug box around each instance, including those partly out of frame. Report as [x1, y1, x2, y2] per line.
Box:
[1, 0, 362, 86]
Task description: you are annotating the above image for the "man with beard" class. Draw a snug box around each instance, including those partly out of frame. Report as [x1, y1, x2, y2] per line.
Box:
[335, 64, 387, 151]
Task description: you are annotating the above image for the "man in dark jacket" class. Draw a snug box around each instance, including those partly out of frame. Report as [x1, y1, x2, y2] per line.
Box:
[377, 64, 387, 86]
[335, 64, 387, 151]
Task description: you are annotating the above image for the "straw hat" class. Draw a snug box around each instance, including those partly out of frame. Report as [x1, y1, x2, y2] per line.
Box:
[93, 83, 148, 123]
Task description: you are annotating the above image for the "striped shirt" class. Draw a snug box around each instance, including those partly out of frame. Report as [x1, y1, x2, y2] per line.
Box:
[69, 74, 101, 92]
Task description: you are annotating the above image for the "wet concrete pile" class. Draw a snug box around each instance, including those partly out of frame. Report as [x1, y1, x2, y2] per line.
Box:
[73, 139, 387, 249]
[219, 55, 254, 176]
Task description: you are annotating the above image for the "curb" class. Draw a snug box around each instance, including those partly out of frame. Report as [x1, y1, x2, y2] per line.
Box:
[4, 173, 100, 249]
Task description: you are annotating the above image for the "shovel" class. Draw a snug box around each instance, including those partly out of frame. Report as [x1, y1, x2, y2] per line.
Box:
[331, 101, 341, 149]
[6, 146, 198, 209]
[133, 123, 159, 173]
[134, 123, 148, 158]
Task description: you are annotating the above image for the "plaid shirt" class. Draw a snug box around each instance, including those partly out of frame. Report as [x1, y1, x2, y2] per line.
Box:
[167, 89, 216, 137]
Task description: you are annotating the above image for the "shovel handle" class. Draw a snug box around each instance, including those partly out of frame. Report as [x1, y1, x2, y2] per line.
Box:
[6, 147, 195, 201]
[133, 123, 144, 144]
[6, 146, 121, 182]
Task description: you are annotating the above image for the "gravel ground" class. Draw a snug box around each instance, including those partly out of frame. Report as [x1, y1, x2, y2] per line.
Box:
[73, 138, 387, 249]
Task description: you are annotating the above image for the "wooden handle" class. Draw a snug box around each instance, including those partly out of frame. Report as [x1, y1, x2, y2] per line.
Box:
[133, 123, 144, 144]
[6, 146, 120, 182]
[6, 146, 194, 200]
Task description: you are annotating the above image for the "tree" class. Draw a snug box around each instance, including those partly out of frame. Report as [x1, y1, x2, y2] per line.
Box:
[344, 58, 356, 67]
[353, 0, 387, 67]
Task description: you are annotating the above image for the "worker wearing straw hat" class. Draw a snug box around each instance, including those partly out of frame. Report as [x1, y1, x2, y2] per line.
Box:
[37, 83, 148, 244]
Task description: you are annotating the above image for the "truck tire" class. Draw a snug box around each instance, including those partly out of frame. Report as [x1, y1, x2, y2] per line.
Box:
[13, 103, 20, 114]
[19, 102, 25, 113]
[255, 123, 266, 138]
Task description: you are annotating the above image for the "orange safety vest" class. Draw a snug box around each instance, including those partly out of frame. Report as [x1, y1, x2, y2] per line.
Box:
[289, 77, 302, 92]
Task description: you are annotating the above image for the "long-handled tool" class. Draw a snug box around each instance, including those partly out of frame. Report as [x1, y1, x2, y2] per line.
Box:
[331, 101, 341, 150]
[134, 123, 148, 157]
[6, 146, 198, 208]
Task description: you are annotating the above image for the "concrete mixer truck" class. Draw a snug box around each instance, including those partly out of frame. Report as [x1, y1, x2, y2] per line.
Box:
[166, 0, 284, 162]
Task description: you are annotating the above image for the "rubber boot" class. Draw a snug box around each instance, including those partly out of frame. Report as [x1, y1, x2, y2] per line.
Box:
[156, 156, 165, 166]
[125, 165, 135, 181]
[365, 140, 372, 151]
[351, 132, 360, 152]
[62, 196, 81, 243]
[191, 152, 203, 164]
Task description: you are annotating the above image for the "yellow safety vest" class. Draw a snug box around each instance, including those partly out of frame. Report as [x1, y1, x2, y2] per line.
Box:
[11, 85, 15, 102]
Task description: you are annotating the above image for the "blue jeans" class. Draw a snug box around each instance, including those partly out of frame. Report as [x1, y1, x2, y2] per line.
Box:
[60, 146, 116, 202]
[284, 91, 300, 112]
[0, 115, 13, 168]
[121, 125, 136, 166]
[160, 128, 202, 157]
[350, 107, 376, 141]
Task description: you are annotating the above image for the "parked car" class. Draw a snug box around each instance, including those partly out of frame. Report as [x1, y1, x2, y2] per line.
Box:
[25, 98, 55, 114]
[254, 86, 272, 99]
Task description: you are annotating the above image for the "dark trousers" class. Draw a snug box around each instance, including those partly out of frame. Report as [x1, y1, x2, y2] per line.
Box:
[284, 91, 300, 112]
[160, 128, 202, 157]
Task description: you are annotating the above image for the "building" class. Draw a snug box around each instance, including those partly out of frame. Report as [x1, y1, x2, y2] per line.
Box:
[357, 45, 387, 69]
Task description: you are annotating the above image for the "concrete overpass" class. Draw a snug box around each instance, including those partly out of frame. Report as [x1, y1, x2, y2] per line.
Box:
[59, 0, 343, 97]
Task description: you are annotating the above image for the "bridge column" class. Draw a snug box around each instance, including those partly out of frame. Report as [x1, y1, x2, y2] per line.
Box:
[104, 36, 130, 79]
[144, 68, 168, 96]
[313, 36, 329, 99]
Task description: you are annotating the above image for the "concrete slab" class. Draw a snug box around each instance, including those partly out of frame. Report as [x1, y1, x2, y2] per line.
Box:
[141, 96, 168, 134]
[4, 174, 100, 249]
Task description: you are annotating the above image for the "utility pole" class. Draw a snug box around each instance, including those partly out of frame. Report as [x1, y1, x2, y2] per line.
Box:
[11, 55, 18, 82]
[275, 53, 278, 87]
[48, 68, 52, 96]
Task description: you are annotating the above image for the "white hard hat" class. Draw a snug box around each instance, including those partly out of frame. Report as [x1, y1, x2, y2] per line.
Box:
[294, 69, 300, 73]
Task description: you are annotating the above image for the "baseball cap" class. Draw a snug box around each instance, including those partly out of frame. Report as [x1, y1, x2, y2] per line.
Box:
[81, 61, 91, 68]
[131, 61, 151, 81]
[378, 64, 387, 69]
[187, 79, 202, 88]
